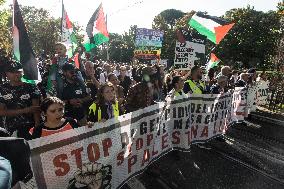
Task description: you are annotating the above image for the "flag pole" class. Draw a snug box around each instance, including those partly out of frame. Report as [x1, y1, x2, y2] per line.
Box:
[205, 46, 216, 64]
[106, 13, 110, 61]
[60, 0, 64, 38]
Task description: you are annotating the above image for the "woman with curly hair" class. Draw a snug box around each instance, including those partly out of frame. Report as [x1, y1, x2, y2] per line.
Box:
[88, 82, 122, 123]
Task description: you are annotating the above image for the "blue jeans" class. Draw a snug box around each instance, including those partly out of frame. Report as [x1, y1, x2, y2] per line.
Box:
[0, 156, 12, 189]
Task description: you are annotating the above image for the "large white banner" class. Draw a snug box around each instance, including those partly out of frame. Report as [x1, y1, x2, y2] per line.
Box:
[26, 91, 245, 189]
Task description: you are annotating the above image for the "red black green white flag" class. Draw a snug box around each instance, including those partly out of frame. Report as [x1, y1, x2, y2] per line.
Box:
[206, 53, 221, 72]
[84, 3, 109, 52]
[188, 12, 235, 44]
[13, 0, 39, 80]
[61, 3, 78, 57]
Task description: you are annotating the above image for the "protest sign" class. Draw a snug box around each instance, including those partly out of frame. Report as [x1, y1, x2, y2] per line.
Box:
[256, 81, 270, 106]
[150, 59, 168, 67]
[134, 49, 161, 59]
[134, 28, 164, 60]
[174, 32, 205, 70]
[135, 28, 164, 48]
[26, 92, 242, 189]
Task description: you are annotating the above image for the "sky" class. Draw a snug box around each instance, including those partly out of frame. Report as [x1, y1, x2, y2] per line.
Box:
[4, 0, 281, 34]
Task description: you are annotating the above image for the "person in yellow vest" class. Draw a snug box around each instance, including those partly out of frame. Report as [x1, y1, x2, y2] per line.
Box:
[88, 82, 121, 123]
[183, 66, 205, 94]
[167, 75, 187, 99]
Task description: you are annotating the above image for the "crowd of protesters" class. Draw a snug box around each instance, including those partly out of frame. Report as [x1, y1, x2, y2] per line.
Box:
[0, 42, 284, 187]
[1, 43, 284, 140]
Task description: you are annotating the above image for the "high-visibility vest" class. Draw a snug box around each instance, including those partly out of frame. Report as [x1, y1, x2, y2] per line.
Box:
[174, 90, 185, 96]
[185, 80, 205, 94]
[89, 101, 119, 121]
[167, 89, 187, 100]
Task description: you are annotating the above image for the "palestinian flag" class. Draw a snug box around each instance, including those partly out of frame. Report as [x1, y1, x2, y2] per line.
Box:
[188, 12, 234, 44]
[13, 0, 39, 81]
[61, 4, 77, 57]
[84, 3, 109, 52]
[206, 53, 220, 71]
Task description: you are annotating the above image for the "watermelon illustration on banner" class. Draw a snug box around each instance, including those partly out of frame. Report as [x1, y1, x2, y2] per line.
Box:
[188, 12, 235, 44]
[84, 3, 109, 52]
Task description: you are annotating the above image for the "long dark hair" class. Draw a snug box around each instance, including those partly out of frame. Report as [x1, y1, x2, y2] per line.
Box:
[96, 82, 116, 107]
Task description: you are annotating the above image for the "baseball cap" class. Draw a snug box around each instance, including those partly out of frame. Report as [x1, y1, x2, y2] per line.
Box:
[62, 63, 75, 72]
[4, 60, 23, 72]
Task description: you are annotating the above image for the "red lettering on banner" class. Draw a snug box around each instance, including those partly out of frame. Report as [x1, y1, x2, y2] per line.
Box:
[172, 131, 181, 144]
[128, 155, 137, 174]
[191, 125, 198, 139]
[200, 126, 208, 138]
[117, 151, 125, 166]
[102, 138, 112, 157]
[185, 131, 191, 145]
[87, 143, 100, 162]
[136, 138, 143, 150]
[162, 133, 169, 150]
[71, 147, 83, 169]
[141, 149, 150, 166]
[53, 154, 70, 176]
[152, 144, 158, 156]
[147, 134, 153, 146]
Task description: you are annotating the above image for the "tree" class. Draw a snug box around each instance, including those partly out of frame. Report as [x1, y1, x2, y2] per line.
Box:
[273, 1, 284, 69]
[215, 6, 281, 69]
[19, 6, 61, 56]
[0, 0, 12, 55]
[155, 9, 185, 29]
[152, 9, 185, 65]
[0, 5, 83, 57]
[95, 25, 136, 62]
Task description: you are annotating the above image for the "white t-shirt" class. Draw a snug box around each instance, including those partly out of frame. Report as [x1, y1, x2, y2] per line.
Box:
[99, 72, 108, 84]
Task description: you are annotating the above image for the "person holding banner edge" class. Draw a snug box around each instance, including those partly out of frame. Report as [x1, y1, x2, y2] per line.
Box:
[88, 82, 122, 123]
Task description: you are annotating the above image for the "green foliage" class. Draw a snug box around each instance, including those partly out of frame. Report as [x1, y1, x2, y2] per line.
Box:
[215, 6, 281, 69]
[152, 9, 185, 65]
[151, 7, 281, 70]
[0, 5, 83, 57]
[155, 9, 185, 29]
[0, 0, 5, 5]
[19, 6, 61, 56]
[0, 8, 12, 54]
[96, 25, 136, 62]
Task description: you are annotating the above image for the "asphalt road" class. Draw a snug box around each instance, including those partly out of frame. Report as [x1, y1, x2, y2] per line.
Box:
[123, 115, 284, 189]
